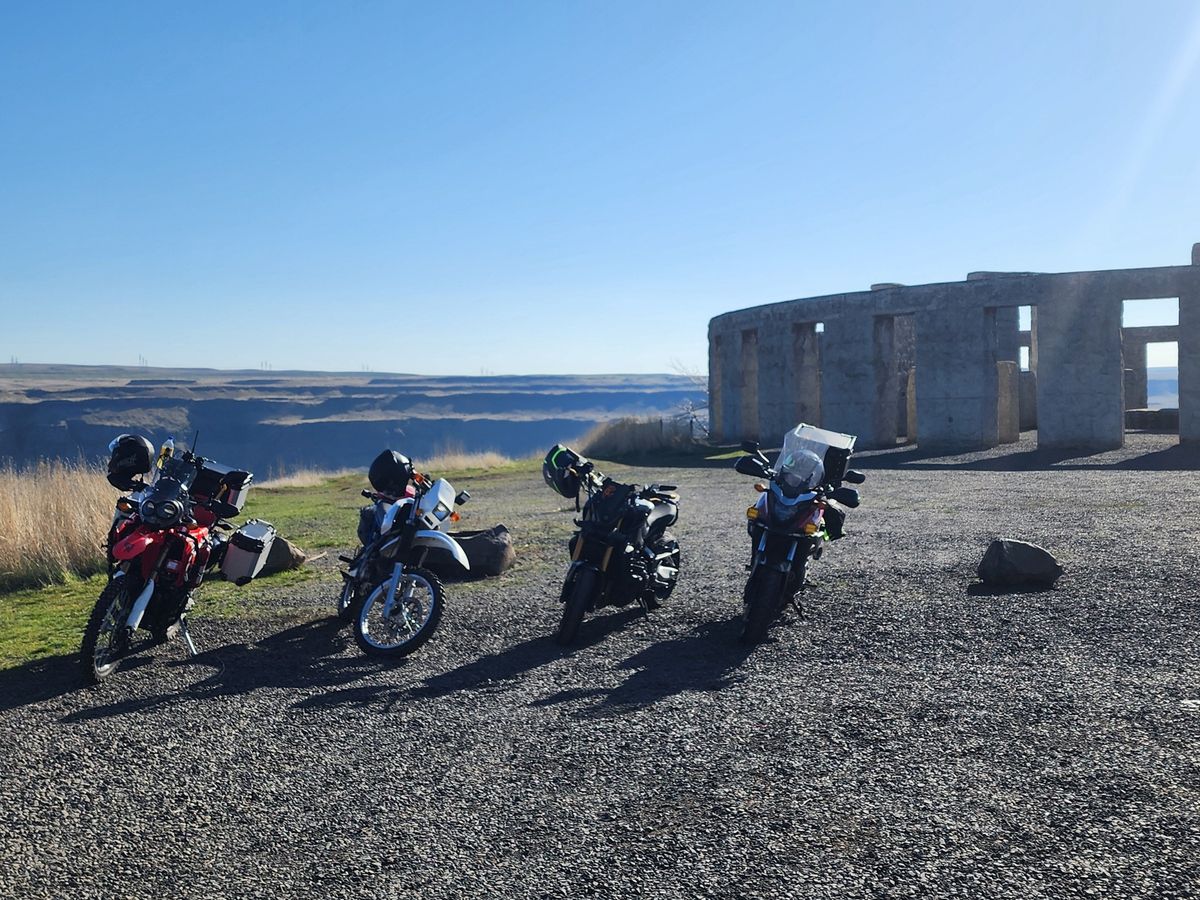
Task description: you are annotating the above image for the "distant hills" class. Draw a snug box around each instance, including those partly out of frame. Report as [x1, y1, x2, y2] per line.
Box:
[0, 366, 706, 475]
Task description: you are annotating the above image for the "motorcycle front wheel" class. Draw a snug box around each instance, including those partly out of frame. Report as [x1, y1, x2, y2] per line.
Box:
[354, 567, 444, 658]
[80, 578, 133, 683]
[557, 567, 598, 646]
[336, 576, 362, 623]
[741, 567, 788, 645]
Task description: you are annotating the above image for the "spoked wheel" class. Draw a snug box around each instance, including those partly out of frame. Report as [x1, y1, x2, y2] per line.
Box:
[80, 579, 134, 683]
[353, 567, 444, 659]
[557, 567, 598, 646]
[741, 568, 787, 645]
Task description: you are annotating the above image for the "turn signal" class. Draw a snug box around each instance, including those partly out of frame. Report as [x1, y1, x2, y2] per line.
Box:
[746, 506, 759, 520]
[449, 512, 460, 522]
[116, 498, 137, 513]
[753, 483, 768, 493]
[803, 523, 819, 535]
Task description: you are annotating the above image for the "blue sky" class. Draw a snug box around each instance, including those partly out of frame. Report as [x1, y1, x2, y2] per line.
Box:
[2, 1, 1197, 373]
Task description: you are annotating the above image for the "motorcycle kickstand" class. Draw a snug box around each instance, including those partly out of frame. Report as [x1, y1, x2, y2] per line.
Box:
[178, 617, 198, 657]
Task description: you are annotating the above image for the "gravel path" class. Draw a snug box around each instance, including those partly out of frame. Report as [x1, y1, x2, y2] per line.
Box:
[1, 435, 1198, 898]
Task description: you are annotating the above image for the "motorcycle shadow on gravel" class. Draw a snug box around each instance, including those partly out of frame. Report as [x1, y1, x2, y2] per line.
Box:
[59, 617, 385, 723]
[0, 653, 152, 714]
[385, 608, 654, 707]
[289, 608, 647, 712]
[530, 615, 755, 717]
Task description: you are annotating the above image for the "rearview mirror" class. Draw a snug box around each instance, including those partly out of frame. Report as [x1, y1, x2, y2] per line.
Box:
[828, 486, 860, 509]
[455, 490, 471, 506]
[735, 455, 768, 478]
[740, 439, 760, 454]
[843, 470, 866, 485]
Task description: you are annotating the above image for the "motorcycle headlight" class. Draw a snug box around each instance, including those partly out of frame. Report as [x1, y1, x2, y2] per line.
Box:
[141, 500, 158, 517]
[433, 502, 451, 522]
[771, 501, 801, 525]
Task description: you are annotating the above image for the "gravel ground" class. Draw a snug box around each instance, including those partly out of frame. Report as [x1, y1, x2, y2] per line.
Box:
[1, 434, 1198, 899]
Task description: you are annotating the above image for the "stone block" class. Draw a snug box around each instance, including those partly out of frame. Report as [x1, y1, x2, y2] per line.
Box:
[1019, 370, 1038, 430]
[996, 361, 1019, 444]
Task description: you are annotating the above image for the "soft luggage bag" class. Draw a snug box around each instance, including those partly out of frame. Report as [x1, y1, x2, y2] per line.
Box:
[221, 519, 277, 585]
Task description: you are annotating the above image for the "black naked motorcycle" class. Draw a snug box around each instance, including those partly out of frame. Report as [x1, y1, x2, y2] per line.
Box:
[542, 445, 681, 645]
[735, 425, 866, 644]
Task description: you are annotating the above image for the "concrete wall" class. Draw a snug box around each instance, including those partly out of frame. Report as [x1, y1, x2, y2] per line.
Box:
[709, 251, 1200, 452]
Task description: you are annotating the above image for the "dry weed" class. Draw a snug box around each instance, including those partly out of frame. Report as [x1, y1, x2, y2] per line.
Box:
[0, 461, 113, 588]
[577, 417, 694, 458]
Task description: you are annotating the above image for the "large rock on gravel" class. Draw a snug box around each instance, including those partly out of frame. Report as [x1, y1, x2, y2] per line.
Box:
[977, 538, 1063, 587]
[425, 524, 516, 580]
[260, 535, 307, 576]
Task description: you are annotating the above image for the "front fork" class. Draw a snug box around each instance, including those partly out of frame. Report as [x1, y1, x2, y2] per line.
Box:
[381, 563, 420, 629]
[748, 530, 811, 612]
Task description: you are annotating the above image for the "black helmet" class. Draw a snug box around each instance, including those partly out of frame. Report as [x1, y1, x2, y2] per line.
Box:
[368, 449, 414, 496]
[542, 444, 583, 499]
[106, 434, 155, 490]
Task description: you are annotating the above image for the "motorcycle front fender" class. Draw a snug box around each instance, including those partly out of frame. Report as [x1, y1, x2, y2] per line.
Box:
[559, 561, 600, 603]
[412, 529, 469, 571]
[112, 529, 160, 562]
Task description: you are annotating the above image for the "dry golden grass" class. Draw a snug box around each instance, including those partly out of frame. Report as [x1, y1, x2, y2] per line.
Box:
[0, 461, 113, 589]
[257, 468, 358, 489]
[257, 446, 513, 490]
[421, 446, 512, 472]
[577, 416, 694, 458]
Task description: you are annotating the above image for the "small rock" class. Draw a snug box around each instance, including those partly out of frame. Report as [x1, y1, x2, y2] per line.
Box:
[977, 538, 1063, 587]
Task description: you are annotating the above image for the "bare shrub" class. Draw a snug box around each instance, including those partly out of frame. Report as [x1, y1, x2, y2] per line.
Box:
[577, 417, 694, 458]
[0, 461, 113, 588]
[258, 468, 358, 489]
[258, 445, 513, 490]
[420, 443, 512, 473]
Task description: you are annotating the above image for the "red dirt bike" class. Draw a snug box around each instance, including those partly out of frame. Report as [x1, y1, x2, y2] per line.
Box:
[81, 445, 249, 683]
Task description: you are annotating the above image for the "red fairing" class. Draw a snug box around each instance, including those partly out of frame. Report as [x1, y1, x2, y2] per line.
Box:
[112, 526, 164, 562]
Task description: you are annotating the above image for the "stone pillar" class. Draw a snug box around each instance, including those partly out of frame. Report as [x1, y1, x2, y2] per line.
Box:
[1180, 281, 1200, 442]
[994, 306, 1021, 363]
[755, 323, 793, 441]
[820, 314, 898, 449]
[905, 367, 918, 443]
[1122, 336, 1148, 409]
[739, 329, 760, 440]
[1019, 370, 1038, 430]
[791, 323, 822, 429]
[914, 306, 999, 450]
[996, 361, 1020, 444]
[1029, 306, 1039, 373]
[708, 332, 725, 442]
[1036, 289, 1124, 450]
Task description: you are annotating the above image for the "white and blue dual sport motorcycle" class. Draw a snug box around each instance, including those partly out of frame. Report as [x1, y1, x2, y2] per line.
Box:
[341, 470, 471, 659]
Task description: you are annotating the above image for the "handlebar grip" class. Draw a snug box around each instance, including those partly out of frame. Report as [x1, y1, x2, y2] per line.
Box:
[361, 489, 374, 498]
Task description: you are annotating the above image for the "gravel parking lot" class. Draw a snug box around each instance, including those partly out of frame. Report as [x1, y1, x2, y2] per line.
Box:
[2, 435, 1198, 899]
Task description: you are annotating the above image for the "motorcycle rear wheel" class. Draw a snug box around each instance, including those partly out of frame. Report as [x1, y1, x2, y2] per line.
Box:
[741, 568, 787, 645]
[647, 535, 681, 611]
[354, 567, 444, 658]
[80, 579, 133, 683]
[557, 567, 598, 646]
